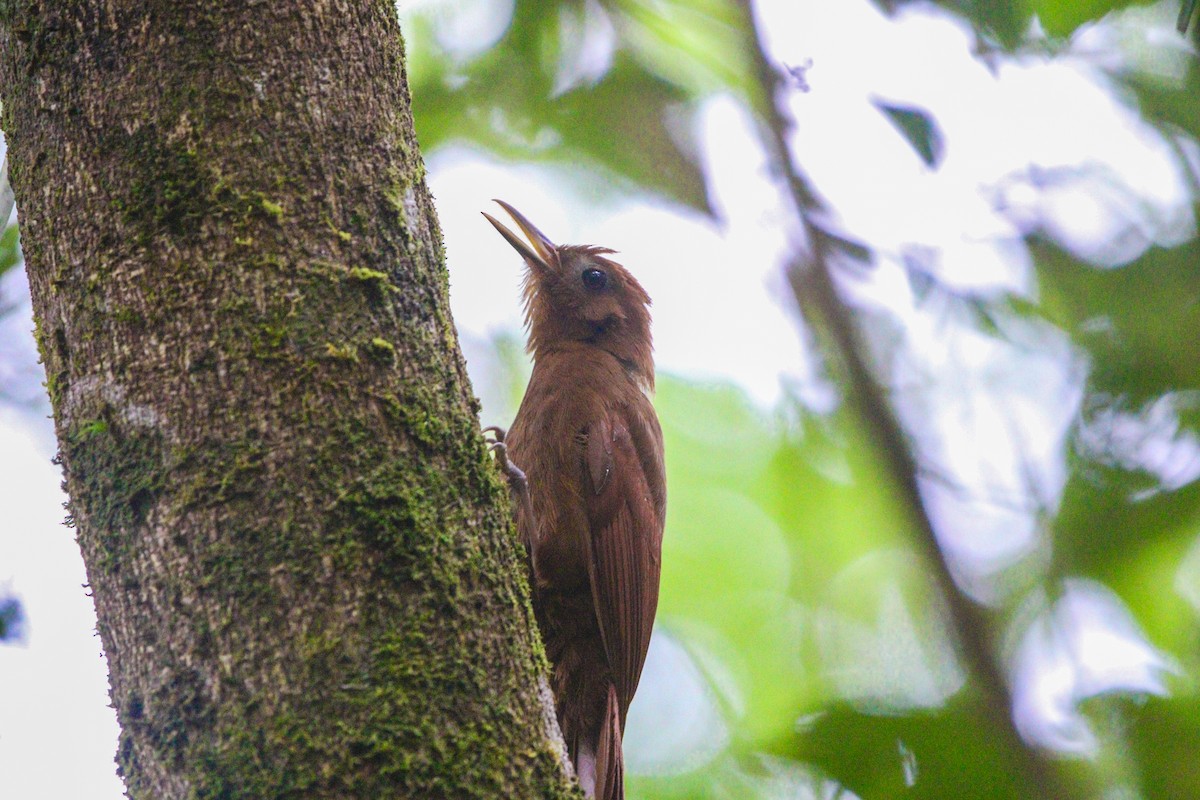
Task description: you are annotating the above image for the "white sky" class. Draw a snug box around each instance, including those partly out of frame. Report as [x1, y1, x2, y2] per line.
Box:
[0, 0, 1196, 795]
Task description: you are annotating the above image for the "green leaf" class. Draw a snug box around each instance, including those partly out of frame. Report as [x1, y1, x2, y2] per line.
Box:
[942, 1, 1034, 49]
[795, 699, 1044, 800]
[1033, 0, 1157, 38]
[873, 99, 945, 168]
[1034, 239, 1200, 404]
[1127, 696, 1200, 798]
[607, 0, 755, 97]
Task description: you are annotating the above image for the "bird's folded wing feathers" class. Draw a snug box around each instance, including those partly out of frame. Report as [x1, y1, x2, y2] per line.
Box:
[582, 412, 664, 725]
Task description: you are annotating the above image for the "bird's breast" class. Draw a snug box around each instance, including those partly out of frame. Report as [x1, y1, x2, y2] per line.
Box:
[507, 348, 645, 590]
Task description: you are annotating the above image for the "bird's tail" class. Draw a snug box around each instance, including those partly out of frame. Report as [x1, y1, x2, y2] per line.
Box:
[595, 683, 624, 800]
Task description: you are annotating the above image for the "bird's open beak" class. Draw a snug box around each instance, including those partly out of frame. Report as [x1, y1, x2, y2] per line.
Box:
[483, 199, 556, 272]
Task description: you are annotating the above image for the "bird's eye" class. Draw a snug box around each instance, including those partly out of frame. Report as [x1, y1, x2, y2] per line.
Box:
[581, 268, 607, 291]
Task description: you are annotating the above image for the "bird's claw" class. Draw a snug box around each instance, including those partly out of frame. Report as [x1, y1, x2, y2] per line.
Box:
[488, 440, 529, 493]
[483, 425, 520, 483]
[484, 429, 533, 524]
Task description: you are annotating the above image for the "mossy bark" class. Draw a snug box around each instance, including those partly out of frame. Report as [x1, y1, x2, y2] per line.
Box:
[0, 2, 577, 797]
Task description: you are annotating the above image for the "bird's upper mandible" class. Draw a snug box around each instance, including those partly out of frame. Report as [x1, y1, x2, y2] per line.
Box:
[483, 199, 655, 389]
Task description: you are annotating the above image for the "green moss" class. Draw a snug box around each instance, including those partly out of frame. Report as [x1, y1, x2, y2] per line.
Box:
[324, 219, 353, 242]
[118, 129, 212, 243]
[385, 183, 407, 220]
[259, 197, 284, 221]
[65, 366, 572, 798]
[347, 266, 388, 282]
[1, 2, 40, 47]
[185, 571, 575, 799]
[346, 266, 398, 294]
[365, 337, 395, 364]
[112, 306, 145, 326]
[66, 421, 171, 574]
[0, 0, 18, 27]
[369, 337, 394, 353]
[371, 386, 454, 452]
[142, 405, 574, 798]
[323, 342, 359, 362]
[254, 252, 286, 271]
[260, 323, 288, 349]
[73, 419, 110, 440]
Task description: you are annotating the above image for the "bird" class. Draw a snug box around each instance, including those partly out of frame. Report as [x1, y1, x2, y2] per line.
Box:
[482, 200, 666, 800]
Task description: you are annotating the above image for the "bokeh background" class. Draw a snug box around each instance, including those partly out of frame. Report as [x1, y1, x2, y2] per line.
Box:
[3, 0, 1200, 797]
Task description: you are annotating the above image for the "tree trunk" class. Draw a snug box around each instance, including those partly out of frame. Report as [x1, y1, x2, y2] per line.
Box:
[0, 2, 576, 797]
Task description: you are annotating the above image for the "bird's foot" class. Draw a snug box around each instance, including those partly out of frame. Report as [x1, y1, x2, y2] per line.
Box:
[484, 426, 534, 524]
[483, 426, 526, 491]
[488, 440, 529, 495]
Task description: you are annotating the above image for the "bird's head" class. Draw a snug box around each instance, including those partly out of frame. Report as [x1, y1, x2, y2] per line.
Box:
[484, 200, 653, 387]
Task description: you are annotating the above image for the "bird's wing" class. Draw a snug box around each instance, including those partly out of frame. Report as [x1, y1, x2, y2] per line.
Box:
[581, 408, 665, 725]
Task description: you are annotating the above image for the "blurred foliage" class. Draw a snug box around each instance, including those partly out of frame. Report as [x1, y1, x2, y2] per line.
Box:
[876, 0, 1161, 42]
[0, 593, 25, 643]
[405, 0, 753, 214]
[0, 222, 44, 408]
[409, 0, 1200, 797]
[0, 224, 18, 279]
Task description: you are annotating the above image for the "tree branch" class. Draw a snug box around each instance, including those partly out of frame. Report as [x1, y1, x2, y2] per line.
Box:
[736, 3, 1079, 798]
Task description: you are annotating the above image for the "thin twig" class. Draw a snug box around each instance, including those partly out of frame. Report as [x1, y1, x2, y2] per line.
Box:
[735, 3, 1079, 798]
[1179, 0, 1197, 35]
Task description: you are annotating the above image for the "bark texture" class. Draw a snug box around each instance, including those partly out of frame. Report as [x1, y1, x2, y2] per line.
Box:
[0, 1, 575, 797]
